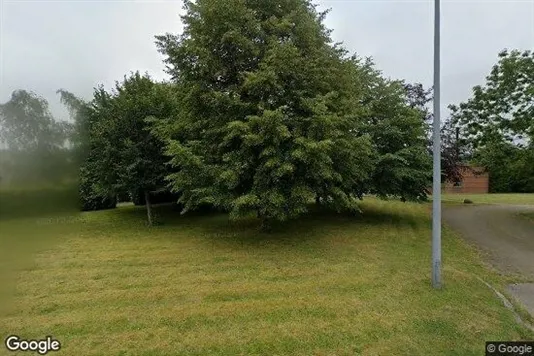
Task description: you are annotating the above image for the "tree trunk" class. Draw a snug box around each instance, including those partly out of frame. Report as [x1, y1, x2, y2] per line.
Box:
[315, 195, 321, 205]
[144, 190, 153, 226]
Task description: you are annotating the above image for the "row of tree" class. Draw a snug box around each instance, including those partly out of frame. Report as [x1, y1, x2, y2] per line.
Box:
[89, 0, 435, 227]
[1, 0, 531, 226]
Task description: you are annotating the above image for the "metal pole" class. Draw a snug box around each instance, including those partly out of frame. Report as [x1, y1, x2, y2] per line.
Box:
[432, 0, 442, 289]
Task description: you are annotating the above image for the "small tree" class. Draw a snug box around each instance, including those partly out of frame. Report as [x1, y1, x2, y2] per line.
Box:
[400, 82, 468, 188]
[89, 73, 176, 225]
[356, 66, 432, 201]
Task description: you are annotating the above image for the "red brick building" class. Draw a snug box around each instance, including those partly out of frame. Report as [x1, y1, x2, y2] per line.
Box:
[443, 165, 489, 194]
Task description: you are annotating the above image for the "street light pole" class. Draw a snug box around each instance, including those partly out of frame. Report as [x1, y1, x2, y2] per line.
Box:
[432, 0, 442, 289]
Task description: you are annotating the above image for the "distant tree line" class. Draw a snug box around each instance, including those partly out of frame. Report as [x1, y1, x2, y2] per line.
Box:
[1, 0, 531, 225]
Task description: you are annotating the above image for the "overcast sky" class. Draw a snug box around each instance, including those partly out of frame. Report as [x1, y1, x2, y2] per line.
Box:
[1, 0, 533, 121]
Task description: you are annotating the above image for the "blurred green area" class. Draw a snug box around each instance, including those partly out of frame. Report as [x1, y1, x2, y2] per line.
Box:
[0, 158, 82, 315]
[0, 184, 81, 317]
[0, 184, 80, 221]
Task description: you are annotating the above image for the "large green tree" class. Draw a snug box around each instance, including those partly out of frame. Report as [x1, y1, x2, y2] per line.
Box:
[450, 49, 533, 147]
[154, 0, 375, 228]
[356, 65, 432, 201]
[450, 49, 533, 192]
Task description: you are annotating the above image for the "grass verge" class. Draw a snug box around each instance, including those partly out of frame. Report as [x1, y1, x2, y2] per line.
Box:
[1, 200, 532, 355]
[441, 193, 534, 205]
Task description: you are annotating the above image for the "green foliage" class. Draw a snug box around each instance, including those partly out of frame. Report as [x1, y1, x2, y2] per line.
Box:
[55, 90, 117, 211]
[0, 90, 73, 186]
[92, 74, 156, 195]
[473, 141, 534, 193]
[86, 73, 179, 222]
[399, 82, 465, 186]
[450, 49, 533, 193]
[155, 0, 378, 223]
[357, 65, 432, 201]
[439, 119, 470, 184]
[450, 49, 533, 147]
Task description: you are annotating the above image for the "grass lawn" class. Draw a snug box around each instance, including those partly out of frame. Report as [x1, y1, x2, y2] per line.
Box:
[1, 200, 532, 355]
[441, 193, 534, 205]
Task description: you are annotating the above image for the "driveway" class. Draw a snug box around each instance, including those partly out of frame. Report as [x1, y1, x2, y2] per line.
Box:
[443, 204, 534, 316]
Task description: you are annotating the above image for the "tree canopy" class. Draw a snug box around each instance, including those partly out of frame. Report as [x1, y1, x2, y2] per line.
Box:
[154, 0, 400, 228]
[449, 49, 533, 192]
[450, 49, 533, 148]
[87, 72, 178, 224]
[358, 67, 432, 201]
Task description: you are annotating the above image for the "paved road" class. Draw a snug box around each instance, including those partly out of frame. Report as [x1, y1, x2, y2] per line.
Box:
[443, 204, 534, 316]
[443, 204, 534, 278]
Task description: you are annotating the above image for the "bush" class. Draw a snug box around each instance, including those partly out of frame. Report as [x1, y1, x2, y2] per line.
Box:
[474, 142, 534, 193]
[79, 170, 116, 212]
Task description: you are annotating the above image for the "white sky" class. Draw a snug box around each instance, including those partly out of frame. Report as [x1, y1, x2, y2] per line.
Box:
[1, 0, 533, 121]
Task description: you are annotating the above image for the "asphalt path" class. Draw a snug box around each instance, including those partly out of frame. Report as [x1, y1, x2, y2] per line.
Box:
[443, 204, 534, 316]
